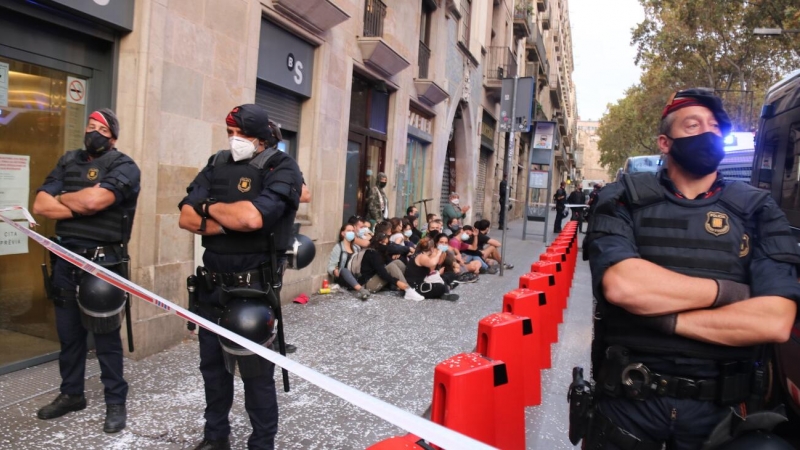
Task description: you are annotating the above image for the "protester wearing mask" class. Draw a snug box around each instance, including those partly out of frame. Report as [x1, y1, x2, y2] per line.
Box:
[403, 237, 459, 301]
[441, 193, 470, 229]
[356, 233, 423, 300]
[450, 226, 496, 274]
[445, 217, 461, 237]
[430, 232, 480, 285]
[32, 108, 140, 433]
[405, 210, 423, 243]
[327, 224, 370, 300]
[347, 215, 372, 248]
[400, 219, 416, 249]
[366, 172, 389, 225]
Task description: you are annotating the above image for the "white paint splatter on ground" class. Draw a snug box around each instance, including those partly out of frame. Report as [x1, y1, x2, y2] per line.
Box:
[0, 221, 592, 449]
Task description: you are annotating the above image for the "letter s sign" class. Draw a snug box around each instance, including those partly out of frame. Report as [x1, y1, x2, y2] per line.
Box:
[294, 61, 304, 85]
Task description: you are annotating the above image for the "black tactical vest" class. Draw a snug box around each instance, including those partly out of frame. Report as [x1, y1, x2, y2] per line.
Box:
[55, 150, 135, 244]
[602, 173, 769, 361]
[201, 149, 298, 255]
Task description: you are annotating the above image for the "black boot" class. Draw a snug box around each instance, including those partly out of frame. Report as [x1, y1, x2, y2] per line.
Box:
[193, 438, 231, 450]
[103, 404, 127, 433]
[37, 393, 86, 420]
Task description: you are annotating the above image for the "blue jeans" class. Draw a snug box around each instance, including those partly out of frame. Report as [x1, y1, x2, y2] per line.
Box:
[462, 254, 489, 270]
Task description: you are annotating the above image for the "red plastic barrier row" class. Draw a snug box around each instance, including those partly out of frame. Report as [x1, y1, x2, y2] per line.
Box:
[371, 224, 580, 449]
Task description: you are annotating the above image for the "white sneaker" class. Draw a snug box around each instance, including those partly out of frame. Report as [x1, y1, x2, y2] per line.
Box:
[404, 288, 425, 301]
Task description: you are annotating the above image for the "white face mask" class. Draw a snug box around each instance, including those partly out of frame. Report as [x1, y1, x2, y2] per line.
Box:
[230, 136, 258, 161]
[451, 198, 460, 205]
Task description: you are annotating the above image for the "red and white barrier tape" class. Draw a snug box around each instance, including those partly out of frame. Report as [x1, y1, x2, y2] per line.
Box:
[0, 207, 495, 450]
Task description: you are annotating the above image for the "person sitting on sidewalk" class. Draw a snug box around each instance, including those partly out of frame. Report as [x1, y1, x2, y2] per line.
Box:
[400, 219, 417, 249]
[430, 232, 479, 286]
[445, 216, 461, 237]
[406, 213, 422, 244]
[327, 223, 370, 300]
[474, 219, 513, 270]
[358, 233, 423, 301]
[347, 215, 372, 248]
[420, 213, 437, 234]
[403, 237, 459, 301]
[452, 225, 498, 274]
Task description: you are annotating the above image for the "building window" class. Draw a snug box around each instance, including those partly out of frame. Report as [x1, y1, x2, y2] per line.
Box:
[363, 0, 387, 38]
[418, 1, 433, 79]
[459, 0, 471, 46]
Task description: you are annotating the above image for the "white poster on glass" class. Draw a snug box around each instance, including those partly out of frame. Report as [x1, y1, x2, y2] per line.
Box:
[0, 154, 30, 255]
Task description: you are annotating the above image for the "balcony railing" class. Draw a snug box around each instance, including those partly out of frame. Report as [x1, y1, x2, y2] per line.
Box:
[485, 46, 517, 81]
[363, 0, 386, 38]
[418, 41, 431, 79]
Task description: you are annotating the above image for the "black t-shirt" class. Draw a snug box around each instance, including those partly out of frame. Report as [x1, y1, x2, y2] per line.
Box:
[554, 188, 567, 208]
[476, 233, 490, 250]
[404, 255, 431, 288]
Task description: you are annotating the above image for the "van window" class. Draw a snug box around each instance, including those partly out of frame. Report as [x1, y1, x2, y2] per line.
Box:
[780, 127, 800, 212]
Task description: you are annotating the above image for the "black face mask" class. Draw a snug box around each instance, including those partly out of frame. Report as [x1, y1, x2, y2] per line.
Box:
[667, 132, 724, 176]
[378, 181, 387, 189]
[84, 131, 112, 156]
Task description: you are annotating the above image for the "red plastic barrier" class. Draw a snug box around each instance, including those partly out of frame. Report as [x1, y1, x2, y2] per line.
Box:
[531, 261, 566, 324]
[518, 273, 557, 353]
[547, 245, 574, 287]
[477, 312, 542, 410]
[503, 290, 552, 374]
[431, 353, 513, 449]
[368, 434, 430, 449]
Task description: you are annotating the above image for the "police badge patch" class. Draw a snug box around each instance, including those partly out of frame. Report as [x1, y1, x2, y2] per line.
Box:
[739, 233, 750, 257]
[705, 211, 730, 236]
[238, 177, 252, 193]
[87, 168, 99, 181]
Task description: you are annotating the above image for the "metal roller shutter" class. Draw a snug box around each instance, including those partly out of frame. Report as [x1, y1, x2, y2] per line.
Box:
[255, 81, 302, 132]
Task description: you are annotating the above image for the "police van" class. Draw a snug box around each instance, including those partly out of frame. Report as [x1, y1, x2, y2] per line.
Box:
[750, 68, 800, 422]
[718, 131, 756, 183]
[615, 155, 663, 181]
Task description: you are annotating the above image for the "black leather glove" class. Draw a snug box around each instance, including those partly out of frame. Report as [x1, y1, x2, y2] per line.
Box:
[712, 279, 751, 308]
[634, 314, 677, 335]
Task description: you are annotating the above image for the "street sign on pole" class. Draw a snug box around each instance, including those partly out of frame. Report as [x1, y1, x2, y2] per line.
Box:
[499, 77, 534, 133]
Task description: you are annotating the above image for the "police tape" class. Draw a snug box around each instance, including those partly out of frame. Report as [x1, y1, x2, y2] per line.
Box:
[0, 207, 495, 450]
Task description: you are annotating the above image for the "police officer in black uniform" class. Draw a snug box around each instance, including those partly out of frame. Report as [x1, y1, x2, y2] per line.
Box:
[580, 89, 800, 449]
[179, 104, 303, 450]
[32, 109, 140, 433]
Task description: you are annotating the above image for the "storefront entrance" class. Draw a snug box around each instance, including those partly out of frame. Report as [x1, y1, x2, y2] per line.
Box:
[0, 2, 117, 374]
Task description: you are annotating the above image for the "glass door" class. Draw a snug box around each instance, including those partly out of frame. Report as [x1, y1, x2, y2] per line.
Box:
[0, 57, 78, 373]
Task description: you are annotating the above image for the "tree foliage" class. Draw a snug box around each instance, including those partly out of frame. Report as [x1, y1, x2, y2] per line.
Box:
[596, 0, 800, 177]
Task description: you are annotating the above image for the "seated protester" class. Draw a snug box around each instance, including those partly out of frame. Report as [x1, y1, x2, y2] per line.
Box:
[445, 217, 461, 237]
[451, 226, 497, 274]
[431, 229, 481, 276]
[423, 218, 443, 239]
[406, 214, 422, 244]
[400, 218, 417, 249]
[403, 237, 458, 301]
[358, 233, 422, 300]
[430, 232, 479, 285]
[474, 219, 514, 269]
[348, 215, 372, 248]
[420, 213, 437, 234]
[374, 220, 392, 237]
[388, 217, 405, 245]
[327, 224, 370, 300]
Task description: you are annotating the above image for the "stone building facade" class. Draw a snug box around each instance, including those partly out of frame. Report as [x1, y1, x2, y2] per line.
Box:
[0, 0, 579, 367]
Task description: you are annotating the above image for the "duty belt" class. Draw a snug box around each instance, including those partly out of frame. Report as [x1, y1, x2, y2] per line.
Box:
[67, 244, 122, 260]
[208, 269, 262, 287]
[620, 363, 718, 401]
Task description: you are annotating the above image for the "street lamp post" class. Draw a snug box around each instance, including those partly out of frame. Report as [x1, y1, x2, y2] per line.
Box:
[753, 28, 800, 36]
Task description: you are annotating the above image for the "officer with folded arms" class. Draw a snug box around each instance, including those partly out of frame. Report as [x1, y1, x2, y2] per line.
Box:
[579, 89, 800, 449]
[179, 104, 304, 450]
[32, 109, 140, 433]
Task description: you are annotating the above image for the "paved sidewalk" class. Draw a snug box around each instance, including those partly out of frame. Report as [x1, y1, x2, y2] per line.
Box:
[0, 217, 593, 449]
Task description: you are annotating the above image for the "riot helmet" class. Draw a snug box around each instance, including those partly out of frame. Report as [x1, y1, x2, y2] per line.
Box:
[217, 288, 276, 377]
[285, 234, 316, 270]
[719, 431, 795, 450]
[77, 271, 127, 334]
